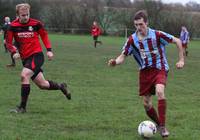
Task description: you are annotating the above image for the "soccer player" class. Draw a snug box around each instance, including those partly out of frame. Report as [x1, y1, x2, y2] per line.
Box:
[91, 21, 102, 48]
[6, 3, 71, 113]
[1, 16, 17, 67]
[1, 16, 10, 53]
[108, 10, 184, 138]
[180, 26, 190, 56]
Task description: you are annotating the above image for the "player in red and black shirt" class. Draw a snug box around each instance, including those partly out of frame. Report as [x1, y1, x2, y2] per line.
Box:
[91, 21, 102, 48]
[6, 3, 71, 113]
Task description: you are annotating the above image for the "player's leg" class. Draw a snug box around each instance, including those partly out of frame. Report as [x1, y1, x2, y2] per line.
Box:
[96, 36, 102, 45]
[6, 53, 16, 67]
[93, 36, 97, 48]
[185, 49, 188, 56]
[183, 48, 186, 56]
[143, 95, 160, 126]
[10, 67, 34, 113]
[97, 36, 102, 45]
[182, 44, 187, 57]
[3, 39, 8, 53]
[96, 40, 102, 45]
[155, 84, 169, 137]
[32, 72, 71, 100]
[185, 45, 188, 56]
[140, 69, 160, 126]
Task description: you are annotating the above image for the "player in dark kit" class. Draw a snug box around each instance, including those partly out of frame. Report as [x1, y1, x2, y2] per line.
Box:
[6, 3, 71, 113]
[1, 16, 17, 67]
[1, 16, 10, 53]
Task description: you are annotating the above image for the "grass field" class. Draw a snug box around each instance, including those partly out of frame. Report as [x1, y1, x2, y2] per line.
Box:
[0, 34, 199, 140]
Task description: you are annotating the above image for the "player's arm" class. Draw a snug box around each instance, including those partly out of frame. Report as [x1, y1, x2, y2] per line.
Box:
[6, 30, 20, 59]
[108, 53, 126, 67]
[38, 23, 53, 60]
[108, 36, 134, 67]
[6, 30, 17, 54]
[172, 36, 184, 69]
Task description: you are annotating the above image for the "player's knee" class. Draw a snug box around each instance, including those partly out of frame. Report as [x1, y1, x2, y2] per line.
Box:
[156, 90, 165, 100]
[21, 73, 30, 82]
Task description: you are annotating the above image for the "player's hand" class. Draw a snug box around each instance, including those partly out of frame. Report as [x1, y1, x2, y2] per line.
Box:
[47, 51, 54, 61]
[13, 53, 20, 60]
[108, 59, 116, 67]
[176, 60, 184, 69]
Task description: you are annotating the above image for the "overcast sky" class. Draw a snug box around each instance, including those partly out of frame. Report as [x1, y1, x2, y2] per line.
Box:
[162, 0, 200, 5]
[131, 0, 200, 5]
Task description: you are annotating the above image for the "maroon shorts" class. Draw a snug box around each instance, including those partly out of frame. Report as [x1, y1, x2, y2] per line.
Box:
[139, 68, 167, 96]
[182, 43, 188, 48]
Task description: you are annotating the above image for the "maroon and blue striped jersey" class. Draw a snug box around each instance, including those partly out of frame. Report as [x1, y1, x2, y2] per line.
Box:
[122, 28, 174, 71]
[180, 30, 189, 44]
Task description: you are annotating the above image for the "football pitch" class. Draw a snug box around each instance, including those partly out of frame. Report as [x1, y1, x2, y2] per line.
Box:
[0, 34, 199, 140]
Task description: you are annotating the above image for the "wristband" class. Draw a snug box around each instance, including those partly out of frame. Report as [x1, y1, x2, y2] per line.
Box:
[111, 60, 116, 66]
[47, 48, 52, 51]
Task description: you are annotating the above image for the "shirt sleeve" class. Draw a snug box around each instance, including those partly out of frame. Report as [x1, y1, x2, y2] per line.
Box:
[37, 22, 52, 51]
[122, 36, 134, 56]
[158, 31, 174, 46]
[6, 29, 17, 54]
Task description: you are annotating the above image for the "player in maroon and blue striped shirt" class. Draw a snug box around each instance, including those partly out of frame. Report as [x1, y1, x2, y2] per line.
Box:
[180, 26, 190, 56]
[6, 3, 71, 113]
[108, 10, 184, 138]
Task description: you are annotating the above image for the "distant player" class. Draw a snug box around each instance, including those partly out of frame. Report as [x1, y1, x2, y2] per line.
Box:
[108, 10, 184, 138]
[180, 26, 189, 56]
[1, 16, 10, 53]
[6, 3, 71, 113]
[1, 16, 18, 67]
[91, 21, 102, 48]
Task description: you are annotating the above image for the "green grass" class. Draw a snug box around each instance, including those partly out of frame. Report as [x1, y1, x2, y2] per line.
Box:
[0, 34, 199, 140]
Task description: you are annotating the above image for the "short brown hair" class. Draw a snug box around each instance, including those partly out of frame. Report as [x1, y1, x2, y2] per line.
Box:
[16, 3, 31, 15]
[134, 10, 148, 23]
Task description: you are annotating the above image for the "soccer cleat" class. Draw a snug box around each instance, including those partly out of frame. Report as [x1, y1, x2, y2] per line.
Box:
[60, 83, 71, 100]
[10, 106, 26, 113]
[158, 126, 170, 138]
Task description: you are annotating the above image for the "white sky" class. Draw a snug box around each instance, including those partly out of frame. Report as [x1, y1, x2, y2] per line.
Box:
[162, 0, 200, 5]
[131, 0, 200, 5]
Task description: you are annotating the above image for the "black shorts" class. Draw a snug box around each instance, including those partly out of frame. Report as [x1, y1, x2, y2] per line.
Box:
[22, 52, 44, 80]
[93, 36, 98, 41]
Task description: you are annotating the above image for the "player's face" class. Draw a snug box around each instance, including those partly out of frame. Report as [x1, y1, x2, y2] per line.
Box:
[93, 21, 97, 26]
[134, 18, 148, 36]
[5, 17, 10, 23]
[18, 8, 30, 24]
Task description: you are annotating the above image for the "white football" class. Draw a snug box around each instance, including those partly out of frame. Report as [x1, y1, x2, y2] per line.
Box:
[138, 120, 157, 138]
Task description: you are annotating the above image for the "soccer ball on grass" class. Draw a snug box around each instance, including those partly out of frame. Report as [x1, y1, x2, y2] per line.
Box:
[138, 120, 157, 139]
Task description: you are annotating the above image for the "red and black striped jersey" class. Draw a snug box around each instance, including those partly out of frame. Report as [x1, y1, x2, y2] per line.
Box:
[6, 18, 51, 59]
